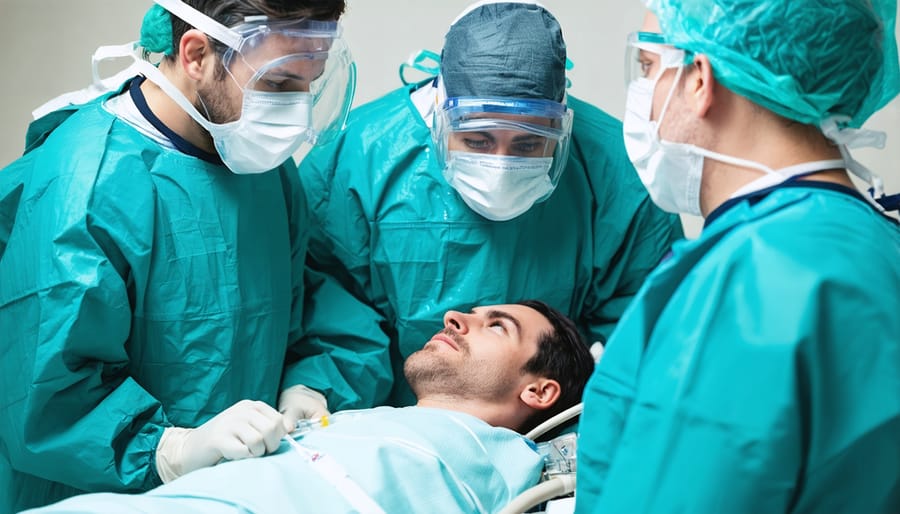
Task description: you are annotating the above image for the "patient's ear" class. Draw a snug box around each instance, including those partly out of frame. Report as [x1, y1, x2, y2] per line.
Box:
[520, 378, 561, 410]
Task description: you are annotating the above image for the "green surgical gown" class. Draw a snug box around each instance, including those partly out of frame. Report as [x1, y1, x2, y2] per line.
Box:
[297, 83, 684, 407]
[576, 183, 900, 513]
[0, 90, 389, 512]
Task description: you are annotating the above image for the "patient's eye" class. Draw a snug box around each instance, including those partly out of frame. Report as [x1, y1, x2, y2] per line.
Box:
[488, 321, 506, 334]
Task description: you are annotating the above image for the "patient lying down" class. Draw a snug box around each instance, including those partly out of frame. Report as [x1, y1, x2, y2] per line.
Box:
[26, 300, 594, 514]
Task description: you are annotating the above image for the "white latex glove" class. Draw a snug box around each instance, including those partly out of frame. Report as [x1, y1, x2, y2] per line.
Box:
[156, 400, 288, 483]
[278, 384, 330, 429]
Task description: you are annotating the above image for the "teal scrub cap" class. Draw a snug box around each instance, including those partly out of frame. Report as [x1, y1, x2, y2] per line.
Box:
[441, 2, 567, 102]
[645, 0, 900, 128]
[140, 4, 175, 56]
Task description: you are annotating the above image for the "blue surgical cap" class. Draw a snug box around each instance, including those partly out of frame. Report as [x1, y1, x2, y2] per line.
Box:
[441, 2, 567, 102]
[646, 0, 900, 128]
[140, 4, 175, 56]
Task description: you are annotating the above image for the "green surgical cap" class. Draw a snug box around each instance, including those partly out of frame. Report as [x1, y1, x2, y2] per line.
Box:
[646, 0, 900, 128]
[441, 2, 567, 101]
[140, 4, 175, 56]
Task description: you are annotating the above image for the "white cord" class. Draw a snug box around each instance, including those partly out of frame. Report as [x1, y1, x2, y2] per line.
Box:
[525, 403, 583, 441]
[496, 475, 577, 514]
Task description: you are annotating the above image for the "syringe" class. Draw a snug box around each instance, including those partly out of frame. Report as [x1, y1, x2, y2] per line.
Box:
[291, 414, 330, 437]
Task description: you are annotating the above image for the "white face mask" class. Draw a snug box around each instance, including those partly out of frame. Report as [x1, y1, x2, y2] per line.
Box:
[134, 53, 314, 175]
[444, 151, 555, 221]
[624, 69, 850, 215]
[203, 89, 313, 174]
[623, 69, 705, 216]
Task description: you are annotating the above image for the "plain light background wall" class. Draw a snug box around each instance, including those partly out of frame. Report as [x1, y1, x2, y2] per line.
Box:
[2, 0, 898, 236]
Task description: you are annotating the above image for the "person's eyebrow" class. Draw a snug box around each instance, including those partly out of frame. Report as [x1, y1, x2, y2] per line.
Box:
[486, 309, 522, 337]
[460, 130, 496, 142]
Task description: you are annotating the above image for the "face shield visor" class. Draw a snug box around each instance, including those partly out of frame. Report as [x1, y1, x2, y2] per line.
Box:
[624, 31, 689, 87]
[432, 96, 574, 188]
[153, 0, 355, 146]
[219, 18, 355, 144]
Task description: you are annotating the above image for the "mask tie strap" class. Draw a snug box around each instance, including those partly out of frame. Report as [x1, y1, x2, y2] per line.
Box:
[820, 115, 897, 212]
[131, 58, 219, 134]
[399, 49, 440, 86]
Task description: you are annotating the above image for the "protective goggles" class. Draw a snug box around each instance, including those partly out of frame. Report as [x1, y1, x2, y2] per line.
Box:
[624, 31, 692, 86]
[432, 96, 574, 185]
[154, 0, 355, 144]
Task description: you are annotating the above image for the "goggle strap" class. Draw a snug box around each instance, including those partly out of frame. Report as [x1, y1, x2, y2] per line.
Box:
[153, 0, 242, 50]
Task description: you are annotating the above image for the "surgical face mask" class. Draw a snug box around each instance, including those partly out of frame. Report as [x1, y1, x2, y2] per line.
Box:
[134, 59, 311, 174]
[444, 151, 554, 221]
[623, 32, 848, 215]
[623, 72, 705, 215]
[624, 73, 850, 215]
[202, 89, 313, 174]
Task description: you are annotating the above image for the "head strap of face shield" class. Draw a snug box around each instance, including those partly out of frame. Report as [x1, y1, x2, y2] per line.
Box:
[448, 115, 569, 141]
[441, 97, 571, 141]
[631, 31, 693, 64]
[153, 0, 243, 50]
[442, 96, 567, 118]
[229, 17, 341, 39]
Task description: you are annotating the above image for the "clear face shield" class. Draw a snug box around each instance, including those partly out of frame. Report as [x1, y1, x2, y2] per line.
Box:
[219, 18, 356, 144]
[432, 97, 574, 187]
[625, 32, 688, 88]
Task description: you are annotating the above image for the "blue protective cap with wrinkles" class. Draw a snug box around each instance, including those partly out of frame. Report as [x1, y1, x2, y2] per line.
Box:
[645, 0, 900, 128]
[441, 2, 567, 102]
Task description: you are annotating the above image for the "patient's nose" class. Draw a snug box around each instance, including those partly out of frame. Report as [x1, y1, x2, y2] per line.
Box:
[443, 310, 469, 334]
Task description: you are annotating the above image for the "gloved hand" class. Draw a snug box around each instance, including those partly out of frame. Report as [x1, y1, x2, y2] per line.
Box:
[278, 384, 330, 429]
[156, 400, 288, 483]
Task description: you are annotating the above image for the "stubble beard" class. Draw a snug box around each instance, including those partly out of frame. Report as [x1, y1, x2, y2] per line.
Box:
[405, 328, 470, 398]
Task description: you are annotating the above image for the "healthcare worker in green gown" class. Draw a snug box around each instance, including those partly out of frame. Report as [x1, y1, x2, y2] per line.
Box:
[576, 0, 900, 512]
[295, 1, 684, 409]
[0, 1, 379, 512]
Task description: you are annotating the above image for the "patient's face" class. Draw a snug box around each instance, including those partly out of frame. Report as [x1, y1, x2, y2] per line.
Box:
[404, 303, 551, 403]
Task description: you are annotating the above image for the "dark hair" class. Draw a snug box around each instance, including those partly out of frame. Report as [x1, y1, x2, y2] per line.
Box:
[168, 0, 346, 63]
[516, 300, 594, 434]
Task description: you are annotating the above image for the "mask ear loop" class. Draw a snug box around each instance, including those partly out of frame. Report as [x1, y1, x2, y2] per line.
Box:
[651, 60, 684, 139]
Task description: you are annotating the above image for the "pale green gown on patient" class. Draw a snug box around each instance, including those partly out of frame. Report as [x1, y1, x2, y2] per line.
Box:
[25, 407, 543, 514]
